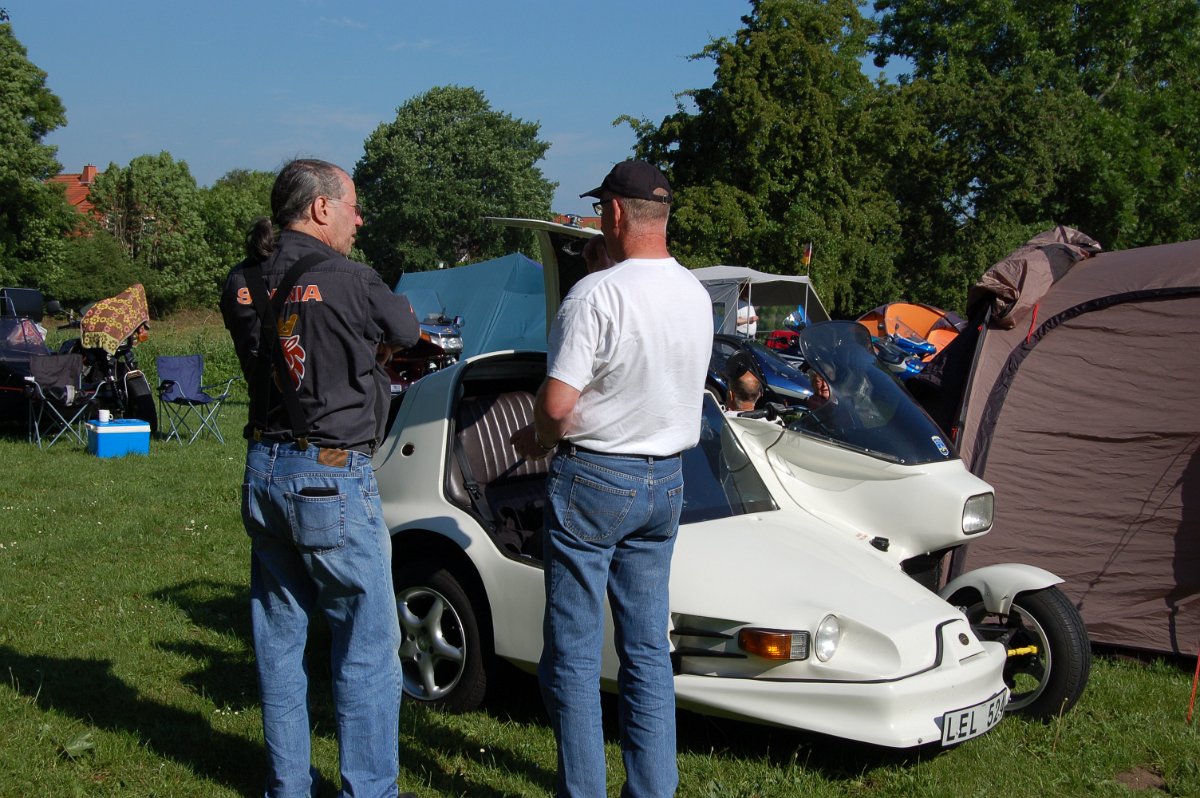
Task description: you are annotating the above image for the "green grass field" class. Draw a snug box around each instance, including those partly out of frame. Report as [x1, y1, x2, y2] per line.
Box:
[1, 316, 1197, 797]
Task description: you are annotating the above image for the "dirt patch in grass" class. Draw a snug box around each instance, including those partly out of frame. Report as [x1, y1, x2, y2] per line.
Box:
[1114, 766, 1167, 792]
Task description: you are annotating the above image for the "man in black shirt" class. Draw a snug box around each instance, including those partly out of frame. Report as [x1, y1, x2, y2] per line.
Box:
[221, 158, 418, 798]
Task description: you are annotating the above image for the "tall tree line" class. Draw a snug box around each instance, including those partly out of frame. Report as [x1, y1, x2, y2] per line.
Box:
[630, 0, 1200, 315]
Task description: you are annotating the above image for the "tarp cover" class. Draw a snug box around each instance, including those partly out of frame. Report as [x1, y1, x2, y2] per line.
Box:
[951, 234, 1200, 655]
[395, 254, 547, 357]
[81, 283, 149, 355]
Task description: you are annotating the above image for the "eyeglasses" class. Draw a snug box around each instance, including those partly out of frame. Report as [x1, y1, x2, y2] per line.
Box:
[592, 199, 612, 216]
[322, 196, 362, 216]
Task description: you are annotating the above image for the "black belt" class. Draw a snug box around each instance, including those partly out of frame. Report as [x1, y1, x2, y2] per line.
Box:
[558, 441, 680, 460]
[251, 429, 374, 456]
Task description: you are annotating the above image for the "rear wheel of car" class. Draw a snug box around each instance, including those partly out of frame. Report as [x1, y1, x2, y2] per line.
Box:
[963, 586, 1091, 718]
[393, 561, 487, 712]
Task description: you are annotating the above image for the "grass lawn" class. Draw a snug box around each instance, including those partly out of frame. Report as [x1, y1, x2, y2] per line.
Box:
[1, 314, 1197, 796]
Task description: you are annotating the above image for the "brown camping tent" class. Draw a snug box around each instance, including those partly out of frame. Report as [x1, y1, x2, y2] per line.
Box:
[938, 231, 1200, 655]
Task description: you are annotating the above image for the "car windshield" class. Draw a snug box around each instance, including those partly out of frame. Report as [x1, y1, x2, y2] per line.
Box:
[680, 396, 778, 523]
[788, 321, 956, 465]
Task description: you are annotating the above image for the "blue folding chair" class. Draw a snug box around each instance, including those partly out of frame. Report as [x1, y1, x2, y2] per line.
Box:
[156, 355, 237, 444]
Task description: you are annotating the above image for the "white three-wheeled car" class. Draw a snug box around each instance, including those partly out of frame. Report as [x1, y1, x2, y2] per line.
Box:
[374, 221, 1090, 748]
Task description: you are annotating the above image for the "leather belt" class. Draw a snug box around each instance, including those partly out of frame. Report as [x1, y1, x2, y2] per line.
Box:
[251, 429, 374, 465]
[559, 441, 680, 460]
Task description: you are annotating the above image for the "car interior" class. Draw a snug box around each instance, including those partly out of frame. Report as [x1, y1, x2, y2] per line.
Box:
[436, 355, 779, 563]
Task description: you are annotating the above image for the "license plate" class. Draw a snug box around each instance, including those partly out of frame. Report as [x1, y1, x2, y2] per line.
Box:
[940, 690, 1007, 745]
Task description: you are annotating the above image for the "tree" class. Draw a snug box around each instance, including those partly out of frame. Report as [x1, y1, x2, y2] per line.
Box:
[200, 168, 274, 269]
[354, 86, 556, 285]
[0, 21, 75, 289]
[45, 227, 138, 308]
[625, 0, 902, 317]
[87, 152, 218, 314]
[873, 0, 1200, 308]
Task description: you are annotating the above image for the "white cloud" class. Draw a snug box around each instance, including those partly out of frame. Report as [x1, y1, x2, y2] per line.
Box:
[318, 16, 368, 30]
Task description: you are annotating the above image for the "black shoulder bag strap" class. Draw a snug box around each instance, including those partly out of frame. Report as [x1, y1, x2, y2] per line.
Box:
[242, 252, 328, 449]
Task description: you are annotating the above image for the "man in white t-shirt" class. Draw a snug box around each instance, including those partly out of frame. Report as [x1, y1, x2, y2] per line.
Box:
[736, 285, 758, 338]
[511, 161, 711, 798]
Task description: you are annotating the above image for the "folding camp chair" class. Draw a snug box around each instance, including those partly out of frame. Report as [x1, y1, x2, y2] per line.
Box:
[25, 353, 96, 449]
[156, 355, 237, 444]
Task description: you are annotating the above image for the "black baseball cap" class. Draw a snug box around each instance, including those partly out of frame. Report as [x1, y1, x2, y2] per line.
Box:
[580, 160, 673, 204]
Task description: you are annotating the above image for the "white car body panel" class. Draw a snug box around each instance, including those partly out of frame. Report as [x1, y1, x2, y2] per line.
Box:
[375, 351, 1011, 747]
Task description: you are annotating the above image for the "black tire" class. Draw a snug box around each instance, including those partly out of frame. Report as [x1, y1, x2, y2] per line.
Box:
[393, 561, 487, 712]
[963, 586, 1091, 718]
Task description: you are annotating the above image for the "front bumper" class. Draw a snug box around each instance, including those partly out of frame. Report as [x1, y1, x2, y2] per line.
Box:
[672, 640, 1008, 748]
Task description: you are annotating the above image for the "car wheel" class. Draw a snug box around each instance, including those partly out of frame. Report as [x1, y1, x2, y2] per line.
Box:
[963, 586, 1091, 718]
[394, 562, 487, 712]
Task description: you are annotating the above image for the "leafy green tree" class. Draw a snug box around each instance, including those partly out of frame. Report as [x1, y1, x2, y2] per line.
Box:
[354, 85, 556, 285]
[200, 168, 274, 269]
[45, 226, 138, 308]
[626, 0, 902, 317]
[87, 152, 218, 313]
[873, 0, 1200, 308]
[0, 21, 75, 289]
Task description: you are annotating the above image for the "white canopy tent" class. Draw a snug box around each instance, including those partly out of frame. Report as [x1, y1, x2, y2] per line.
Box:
[690, 265, 830, 335]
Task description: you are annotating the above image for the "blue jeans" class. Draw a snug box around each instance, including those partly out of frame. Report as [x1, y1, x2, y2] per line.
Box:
[242, 441, 402, 798]
[539, 446, 684, 798]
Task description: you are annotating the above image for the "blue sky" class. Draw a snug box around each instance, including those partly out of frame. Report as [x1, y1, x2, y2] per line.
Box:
[13, 1, 758, 216]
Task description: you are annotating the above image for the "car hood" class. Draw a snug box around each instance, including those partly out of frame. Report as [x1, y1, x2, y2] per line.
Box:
[670, 509, 978, 680]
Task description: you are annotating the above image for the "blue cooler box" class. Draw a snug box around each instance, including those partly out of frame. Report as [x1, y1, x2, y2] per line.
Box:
[86, 419, 151, 457]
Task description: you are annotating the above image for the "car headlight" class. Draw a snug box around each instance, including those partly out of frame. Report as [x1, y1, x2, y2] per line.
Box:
[814, 614, 840, 662]
[738, 628, 810, 660]
[962, 492, 994, 534]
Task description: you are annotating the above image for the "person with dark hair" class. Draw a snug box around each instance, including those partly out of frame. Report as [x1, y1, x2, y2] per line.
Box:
[726, 369, 764, 415]
[511, 160, 712, 797]
[220, 158, 420, 798]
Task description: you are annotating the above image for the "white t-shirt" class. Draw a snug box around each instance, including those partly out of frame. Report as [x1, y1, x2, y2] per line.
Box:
[547, 257, 713, 456]
[736, 299, 757, 338]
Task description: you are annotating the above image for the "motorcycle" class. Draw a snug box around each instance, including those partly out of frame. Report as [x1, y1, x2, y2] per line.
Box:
[868, 316, 937, 380]
[385, 287, 464, 394]
[50, 284, 158, 433]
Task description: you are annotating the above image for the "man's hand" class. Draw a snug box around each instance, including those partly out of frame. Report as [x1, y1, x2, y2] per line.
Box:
[510, 423, 555, 460]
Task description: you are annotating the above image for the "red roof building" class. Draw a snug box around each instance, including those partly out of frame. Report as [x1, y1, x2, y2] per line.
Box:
[553, 213, 601, 230]
[48, 164, 101, 217]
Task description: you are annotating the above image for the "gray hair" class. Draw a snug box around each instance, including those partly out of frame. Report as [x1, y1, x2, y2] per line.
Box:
[245, 159, 347, 260]
[616, 196, 671, 228]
